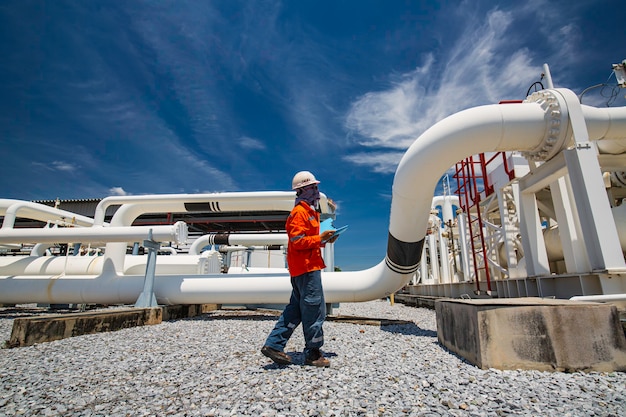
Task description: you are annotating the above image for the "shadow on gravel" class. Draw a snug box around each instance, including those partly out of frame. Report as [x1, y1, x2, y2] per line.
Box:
[381, 322, 437, 338]
[0, 307, 78, 320]
[188, 311, 438, 338]
[189, 311, 281, 322]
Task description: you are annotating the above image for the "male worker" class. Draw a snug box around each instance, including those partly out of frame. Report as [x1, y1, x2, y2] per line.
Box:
[261, 171, 338, 367]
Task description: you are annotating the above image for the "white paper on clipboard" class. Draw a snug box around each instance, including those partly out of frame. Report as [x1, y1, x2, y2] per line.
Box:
[320, 218, 348, 242]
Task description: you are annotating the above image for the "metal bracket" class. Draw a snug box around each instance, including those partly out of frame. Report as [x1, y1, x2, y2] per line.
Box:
[134, 229, 160, 308]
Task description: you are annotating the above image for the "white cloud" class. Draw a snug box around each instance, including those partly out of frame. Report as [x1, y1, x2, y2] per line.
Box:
[239, 136, 266, 150]
[343, 151, 405, 174]
[51, 161, 77, 172]
[345, 75, 424, 150]
[31, 160, 78, 172]
[108, 187, 128, 196]
[343, 4, 561, 173]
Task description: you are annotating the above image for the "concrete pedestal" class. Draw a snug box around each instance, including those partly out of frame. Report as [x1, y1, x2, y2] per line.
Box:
[435, 297, 626, 372]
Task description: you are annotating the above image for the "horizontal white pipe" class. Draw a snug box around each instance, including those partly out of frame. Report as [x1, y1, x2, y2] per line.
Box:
[0, 261, 404, 305]
[188, 233, 288, 255]
[0, 244, 21, 250]
[569, 294, 626, 303]
[0, 254, 200, 276]
[0, 199, 98, 229]
[0, 222, 188, 245]
[0, 253, 278, 277]
[544, 205, 626, 261]
[93, 191, 329, 226]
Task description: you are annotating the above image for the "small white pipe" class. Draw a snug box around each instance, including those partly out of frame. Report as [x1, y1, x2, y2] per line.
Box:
[0, 244, 21, 250]
[219, 246, 251, 253]
[543, 63, 554, 89]
[431, 195, 459, 224]
[30, 243, 53, 257]
[0, 222, 187, 245]
[570, 294, 626, 303]
[159, 247, 178, 255]
[582, 105, 626, 155]
[188, 233, 288, 255]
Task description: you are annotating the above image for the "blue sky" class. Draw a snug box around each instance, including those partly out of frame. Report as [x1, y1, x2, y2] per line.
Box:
[1, 0, 625, 270]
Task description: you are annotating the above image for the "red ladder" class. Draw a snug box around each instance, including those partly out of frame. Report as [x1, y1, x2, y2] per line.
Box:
[454, 151, 516, 294]
[454, 155, 491, 293]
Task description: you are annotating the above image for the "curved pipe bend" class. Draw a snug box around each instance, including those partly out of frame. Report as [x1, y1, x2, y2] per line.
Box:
[385, 90, 626, 275]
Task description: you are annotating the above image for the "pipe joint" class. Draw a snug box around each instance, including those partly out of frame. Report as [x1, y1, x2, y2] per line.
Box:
[522, 90, 569, 161]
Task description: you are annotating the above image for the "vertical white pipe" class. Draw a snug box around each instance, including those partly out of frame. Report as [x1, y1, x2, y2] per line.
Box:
[542, 63, 554, 89]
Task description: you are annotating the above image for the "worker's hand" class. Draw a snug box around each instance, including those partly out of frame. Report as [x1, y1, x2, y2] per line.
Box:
[320, 230, 338, 244]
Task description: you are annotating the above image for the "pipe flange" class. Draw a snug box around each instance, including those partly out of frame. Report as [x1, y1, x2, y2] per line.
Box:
[173, 221, 189, 244]
[521, 90, 569, 162]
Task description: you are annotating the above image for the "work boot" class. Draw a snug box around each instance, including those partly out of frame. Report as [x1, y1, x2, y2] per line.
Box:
[305, 348, 330, 367]
[261, 345, 292, 365]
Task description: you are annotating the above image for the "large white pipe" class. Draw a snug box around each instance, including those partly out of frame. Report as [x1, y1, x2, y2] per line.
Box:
[93, 191, 328, 226]
[0, 253, 201, 276]
[544, 204, 626, 261]
[0, 261, 399, 305]
[0, 222, 187, 245]
[1, 89, 625, 305]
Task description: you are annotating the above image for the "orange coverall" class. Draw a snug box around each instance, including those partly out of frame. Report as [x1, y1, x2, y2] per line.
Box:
[285, 201, 326, 277]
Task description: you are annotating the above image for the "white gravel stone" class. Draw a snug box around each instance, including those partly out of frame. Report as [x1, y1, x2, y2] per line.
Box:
[1, 300, 625, 416]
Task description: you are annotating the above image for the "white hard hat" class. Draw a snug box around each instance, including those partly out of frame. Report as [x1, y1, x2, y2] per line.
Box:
[291, 171, 320, 190]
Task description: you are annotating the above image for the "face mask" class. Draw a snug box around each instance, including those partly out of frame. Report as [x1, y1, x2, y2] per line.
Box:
[295, 184, 320, 208]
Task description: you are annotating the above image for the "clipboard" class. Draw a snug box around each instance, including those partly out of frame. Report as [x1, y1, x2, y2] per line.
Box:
[330, 225, 349, 236]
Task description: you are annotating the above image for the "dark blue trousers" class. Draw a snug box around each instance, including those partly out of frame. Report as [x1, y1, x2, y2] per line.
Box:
[264, 270, 326, 359]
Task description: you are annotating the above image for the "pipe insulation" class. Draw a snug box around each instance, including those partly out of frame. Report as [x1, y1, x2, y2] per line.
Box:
[1, 88, 625, 305]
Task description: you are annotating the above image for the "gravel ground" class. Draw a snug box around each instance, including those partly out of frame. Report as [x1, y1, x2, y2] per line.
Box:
[0, 300, 624, 417]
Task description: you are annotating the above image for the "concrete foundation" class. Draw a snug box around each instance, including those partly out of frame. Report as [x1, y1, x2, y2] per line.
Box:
[6, 304, 220, 348]
[393, 293, 438, 309]
[435, 297, 626, 372]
